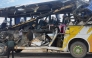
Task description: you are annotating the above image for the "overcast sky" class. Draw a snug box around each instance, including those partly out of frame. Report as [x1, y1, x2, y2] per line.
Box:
[0, 0, 55, 8]
[0, 0, 90, 8]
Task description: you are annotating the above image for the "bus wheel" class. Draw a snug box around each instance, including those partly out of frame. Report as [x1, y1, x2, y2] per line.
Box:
[15, 49, 22, 53]
[70, 41, 87, 58]
[0, 43, 7, 56]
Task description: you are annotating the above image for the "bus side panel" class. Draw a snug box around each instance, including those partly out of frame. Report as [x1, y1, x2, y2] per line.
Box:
[63, 26, 83, 49]
[88, 34, 92, 52]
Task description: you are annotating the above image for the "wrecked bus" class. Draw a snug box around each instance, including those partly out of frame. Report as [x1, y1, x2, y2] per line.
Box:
[0, 0, 92, 58]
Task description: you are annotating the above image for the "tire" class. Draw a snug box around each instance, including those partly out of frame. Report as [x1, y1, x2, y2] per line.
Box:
[15, 49, 22, 53]
[0, 43, 7, 56]
[70, 41, 87, 58]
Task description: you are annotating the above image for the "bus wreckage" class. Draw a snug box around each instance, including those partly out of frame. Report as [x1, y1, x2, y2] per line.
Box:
[0, 0, 92, 58]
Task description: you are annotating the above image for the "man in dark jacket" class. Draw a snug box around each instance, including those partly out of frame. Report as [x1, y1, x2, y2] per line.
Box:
[1, 20, 7, 29]
[49, 16, 58, 26]
[26, 27, 33, 46]
[6, 34, 15, 58]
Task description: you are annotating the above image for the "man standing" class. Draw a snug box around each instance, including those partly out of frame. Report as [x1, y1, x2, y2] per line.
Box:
[49, 16, 57, 25]
[26, 27, 33, 46]
[6, 34, 15, 58]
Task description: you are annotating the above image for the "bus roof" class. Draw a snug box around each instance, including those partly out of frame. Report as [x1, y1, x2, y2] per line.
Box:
[0, 0, 75, 18]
